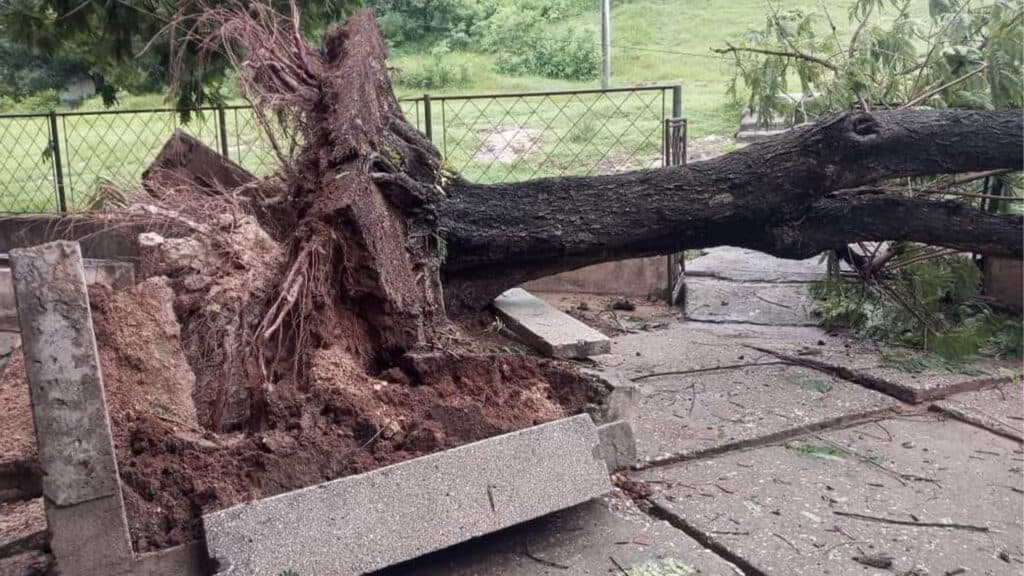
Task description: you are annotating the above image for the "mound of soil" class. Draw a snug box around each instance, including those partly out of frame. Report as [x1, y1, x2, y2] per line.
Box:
[1, 280, 609, 552]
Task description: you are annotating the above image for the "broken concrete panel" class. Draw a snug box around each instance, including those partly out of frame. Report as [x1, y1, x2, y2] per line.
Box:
[493, 288, 611, 358]
[10, 242, 123, 506]
[522, 256, 669, 299]
[755, 341, 1012, 403]
[142, 130, 255, 195]
[642, 416, 1024, 575]
[685, 246, 832, 283]
[0, 259, 134, 331]
[932, 383, 1023, 442]
[597, 421, 637, 471]
[685, 277, 816, 325]
[204, 414, 611, 576]
[380, 498, 741, 576]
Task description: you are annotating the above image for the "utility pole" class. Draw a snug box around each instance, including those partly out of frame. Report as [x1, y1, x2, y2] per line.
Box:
[601, 0, 611, 89]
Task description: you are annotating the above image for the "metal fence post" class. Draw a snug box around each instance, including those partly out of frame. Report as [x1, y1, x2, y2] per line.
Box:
[671, 85, 683, 165]
[423, 94, 433, 142]
[218, 104, 230, 159]
[48, 111, 68, 213]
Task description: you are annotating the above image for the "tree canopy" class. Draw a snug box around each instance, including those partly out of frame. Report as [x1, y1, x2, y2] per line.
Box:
[0, 0, 360, 108]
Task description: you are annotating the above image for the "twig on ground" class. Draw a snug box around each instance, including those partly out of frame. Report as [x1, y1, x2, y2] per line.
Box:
[631, 361, 794, 381]
[608, 555, 629, 575]
[773, 532, 802, 554]
[523, 543, 569, 570]
[834, 510, 990, 532]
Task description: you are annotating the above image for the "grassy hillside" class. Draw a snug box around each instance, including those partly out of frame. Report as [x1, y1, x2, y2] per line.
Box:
[390, 0, 931, 137]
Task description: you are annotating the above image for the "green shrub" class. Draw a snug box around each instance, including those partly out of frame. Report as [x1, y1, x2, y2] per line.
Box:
[809, 252, 1022, 363]
[494, 28, 599, 81]
[17, 89, 61, 113]
[393, 43, 472, 90]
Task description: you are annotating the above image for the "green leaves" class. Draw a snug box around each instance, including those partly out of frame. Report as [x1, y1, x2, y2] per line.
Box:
[786, 443, 848, 462]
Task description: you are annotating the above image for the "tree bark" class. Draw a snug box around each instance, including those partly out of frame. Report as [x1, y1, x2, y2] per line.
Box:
[438, 109, 1022, 307]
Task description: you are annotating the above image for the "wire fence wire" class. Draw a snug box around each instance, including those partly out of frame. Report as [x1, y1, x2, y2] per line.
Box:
[0, 85, 682, 213]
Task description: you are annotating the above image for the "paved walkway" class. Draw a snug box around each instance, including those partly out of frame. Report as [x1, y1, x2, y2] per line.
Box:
[1, 247, 1020, 575]
[390, 247, 1022, 575]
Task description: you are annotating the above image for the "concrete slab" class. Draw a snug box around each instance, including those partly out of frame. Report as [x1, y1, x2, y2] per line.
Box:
[932, 382, 1023, 442]
[684, 277, 816, 326]
[494, 288, 611, 358]
[204, 414, 612, 576]
[0, 499, 46, 558]
[643, 416, 1024, 575]
[597, 421, 638, 472]
[686, 246, 832, 283]
[378, 497, 742, 576]
[593, 323, 899, 465]
[755, 340, 1013, 403]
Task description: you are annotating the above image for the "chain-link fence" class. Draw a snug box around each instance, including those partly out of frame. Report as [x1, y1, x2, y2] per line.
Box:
[0, 84, 683, 213]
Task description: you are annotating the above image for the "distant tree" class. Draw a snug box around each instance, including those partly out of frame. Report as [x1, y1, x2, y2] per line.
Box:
[0, 0, 361, 108]
[0, 38, 90, 100]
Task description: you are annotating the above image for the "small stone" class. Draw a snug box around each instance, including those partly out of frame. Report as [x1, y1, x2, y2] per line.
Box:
[902, 441, 916, 449]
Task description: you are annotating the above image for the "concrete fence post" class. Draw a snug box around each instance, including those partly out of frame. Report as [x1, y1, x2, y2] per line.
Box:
[10, 241, 134, 574]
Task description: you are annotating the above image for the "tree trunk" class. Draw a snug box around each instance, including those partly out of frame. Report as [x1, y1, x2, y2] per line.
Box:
[439, 109, 1022, 307]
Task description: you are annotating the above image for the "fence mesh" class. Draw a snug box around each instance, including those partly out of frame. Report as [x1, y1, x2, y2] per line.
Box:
[0, 85, 680, 213]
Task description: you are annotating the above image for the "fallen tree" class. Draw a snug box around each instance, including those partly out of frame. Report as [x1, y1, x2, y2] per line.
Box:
[27, 5, 1018, 550]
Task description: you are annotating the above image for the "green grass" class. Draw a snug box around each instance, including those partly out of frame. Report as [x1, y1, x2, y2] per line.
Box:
[0, 0, 932, 211]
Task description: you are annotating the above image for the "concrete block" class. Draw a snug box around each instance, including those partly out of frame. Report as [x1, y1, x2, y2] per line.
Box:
[493, 288, 610, 358]
[597, 421, 637, 471]
[204, 414, 611, 576]
[685, 277, 816, 326]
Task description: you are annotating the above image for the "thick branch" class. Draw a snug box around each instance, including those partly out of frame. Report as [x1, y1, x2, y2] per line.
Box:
[712, 43, 838, 71]
[438, 108, 1022, 307]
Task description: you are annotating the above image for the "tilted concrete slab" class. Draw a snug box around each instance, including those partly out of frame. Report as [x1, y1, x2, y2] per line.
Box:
[494, 288, 611, 358]
[684, 277, 817, 326]
[754, 340, 1012, 403]
[932, 382, 1023, 442]
[685, 246, 834, 283]
[642, 416, 1024, 575]
[379, 497, 741, 576]
[594, 323, 900, 465]
[204, 414, 612, 576]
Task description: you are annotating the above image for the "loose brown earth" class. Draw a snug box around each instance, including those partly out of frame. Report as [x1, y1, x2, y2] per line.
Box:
[0, 282, 608, 552]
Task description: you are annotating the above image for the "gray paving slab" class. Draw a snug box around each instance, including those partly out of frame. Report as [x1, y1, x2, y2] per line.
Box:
[378, 496, 742, 576]
[933, 381, 1024, 442]
[593, 323, 900, 466]
[685, 246, 834, 283]
[204, 414, 612, 576]
[755, 340, 1013, 403]
[494, 288, 611, 358]
[642, 416, 1024, 576]
[684, 277, 816, 326]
